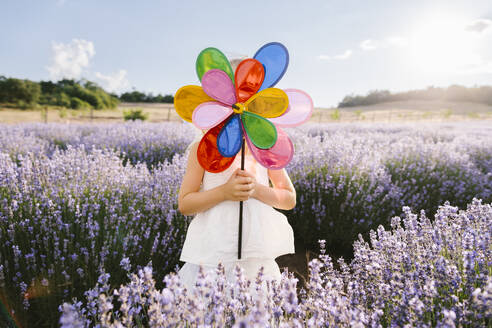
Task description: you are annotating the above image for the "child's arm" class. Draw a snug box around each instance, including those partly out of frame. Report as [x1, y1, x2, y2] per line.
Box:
[242, 168, 296, 210]
[178, 142, 255, 216]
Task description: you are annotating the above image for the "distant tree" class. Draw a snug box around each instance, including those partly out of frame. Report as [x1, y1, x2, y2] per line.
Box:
[40, 80, 57, 94]
[446, 85, 469, 102]
[54, 79, 118, 109]
[476, 86, 492, 105]
[119, 90, 174, 103]
[337, 85, 492, 108]
[70, 97, 92, 109]
[55, 93, 72, 108]
[365, 90, 391, 105]
[162, 94, 174, 103]
[0, 76, 119, 110]
[0, 77, 41, 106]
[57, 79, 76, 88]
[120, 91, 146, 102]
[82, 79, 101, 92]
[338, 94, 365, 108]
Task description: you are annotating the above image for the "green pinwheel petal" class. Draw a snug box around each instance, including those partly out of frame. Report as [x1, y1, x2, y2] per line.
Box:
[241, 111, 277, 149]
[196, 47, 235, 83]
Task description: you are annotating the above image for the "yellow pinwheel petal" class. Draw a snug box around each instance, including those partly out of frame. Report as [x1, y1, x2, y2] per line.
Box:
[174, 85, 214, 122]
[244, 88, 289, 118]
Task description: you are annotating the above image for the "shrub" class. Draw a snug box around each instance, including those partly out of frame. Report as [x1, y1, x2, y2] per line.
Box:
[70, 97, 92, 110]
[0, 121, 491, 326]
[0, 147, 189, 327]
[15, 99, 33, 110]
[330, 108, 340, 120]
[384, 145, 490, 215]
[60, 199, 492, 327]
[58, 108, 67, 119]
[0, 78, 41, 105]
[0, 77, 121, 110]
[56, 93, 72, 108]
[123, 108, 148, 121]
[285, 125, 492, 258]
[0, 122, 196, 170]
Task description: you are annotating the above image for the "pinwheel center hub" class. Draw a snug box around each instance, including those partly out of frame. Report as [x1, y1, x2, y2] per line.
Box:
[232, 103, 245, 114]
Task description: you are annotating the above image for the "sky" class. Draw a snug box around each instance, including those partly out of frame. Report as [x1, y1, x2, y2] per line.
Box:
[1, 0, 491, 107]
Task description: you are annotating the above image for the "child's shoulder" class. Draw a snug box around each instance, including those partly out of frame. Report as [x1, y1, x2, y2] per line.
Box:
[185, 140, 200, 158]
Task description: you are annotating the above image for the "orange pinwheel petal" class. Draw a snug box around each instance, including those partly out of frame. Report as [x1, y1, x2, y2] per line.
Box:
[235, 58, 265, 103]
[197, 118, 236, 173]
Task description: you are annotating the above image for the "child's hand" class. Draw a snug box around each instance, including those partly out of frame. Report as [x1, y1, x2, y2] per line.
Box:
[236, 169, 258, 199]
[222, 168, 256, 202]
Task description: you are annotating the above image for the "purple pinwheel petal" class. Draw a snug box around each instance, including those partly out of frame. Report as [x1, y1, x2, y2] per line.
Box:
[192, 101, 233, 130]
[202, 69, 237, 106]
[269, 89, 313, 127]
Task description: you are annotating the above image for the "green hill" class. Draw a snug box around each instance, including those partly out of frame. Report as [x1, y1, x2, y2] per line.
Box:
[338, 85, 492, 108]
[0, 76, 119, 110]
[0, 76, 175, 110]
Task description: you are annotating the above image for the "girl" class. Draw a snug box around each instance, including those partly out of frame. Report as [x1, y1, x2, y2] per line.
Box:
[177, 130, 297, 292]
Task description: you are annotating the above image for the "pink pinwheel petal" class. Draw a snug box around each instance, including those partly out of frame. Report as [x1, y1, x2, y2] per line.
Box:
[201, 69, 237, 106]
[269, 89, 313, 127]
[245, 126, 294, 170]
[192, 101, 233, 130]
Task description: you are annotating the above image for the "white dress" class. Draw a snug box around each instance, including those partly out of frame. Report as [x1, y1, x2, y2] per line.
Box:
[177, 147, 295, 292]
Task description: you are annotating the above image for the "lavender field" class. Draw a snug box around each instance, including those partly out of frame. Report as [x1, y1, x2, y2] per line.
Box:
[0, 121, 491, 327]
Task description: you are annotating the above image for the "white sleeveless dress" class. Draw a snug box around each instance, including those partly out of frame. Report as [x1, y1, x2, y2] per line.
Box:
[177, 149, 295, 291]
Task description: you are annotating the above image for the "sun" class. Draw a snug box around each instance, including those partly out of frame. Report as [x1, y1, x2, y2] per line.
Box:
[408, 13, 480, 74]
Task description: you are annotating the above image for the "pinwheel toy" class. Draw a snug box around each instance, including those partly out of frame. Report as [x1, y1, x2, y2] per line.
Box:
[174, 42, 313, 259]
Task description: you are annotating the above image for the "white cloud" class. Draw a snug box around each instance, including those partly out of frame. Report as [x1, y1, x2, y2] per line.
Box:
[46, 38, 130, 93]
[360, 39, 378, 51]
[360, 37, 408, 51]
[46, 39, 95, 80]
[319, 49, 352, 61]
[334, 50, 352, 60]
[465, 18, 492, 33]
[94, 70, 130, 93]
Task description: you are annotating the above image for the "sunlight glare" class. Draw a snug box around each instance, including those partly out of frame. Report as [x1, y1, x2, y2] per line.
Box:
[408, 13, 480, 74]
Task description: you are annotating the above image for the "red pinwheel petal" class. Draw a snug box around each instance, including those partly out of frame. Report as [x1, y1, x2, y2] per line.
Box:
[197, 118, 236, 173]
[235, 58, 265, 103]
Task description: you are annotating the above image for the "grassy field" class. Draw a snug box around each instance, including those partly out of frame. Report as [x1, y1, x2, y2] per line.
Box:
[1, 100, 492, 124]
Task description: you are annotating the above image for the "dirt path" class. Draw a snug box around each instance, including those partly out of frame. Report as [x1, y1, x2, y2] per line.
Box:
[1, 100, 491, 124]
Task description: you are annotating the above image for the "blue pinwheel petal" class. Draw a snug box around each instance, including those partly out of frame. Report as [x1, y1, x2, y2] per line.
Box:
[217, 114, 243, 157]
[253, 42, 289, 91]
